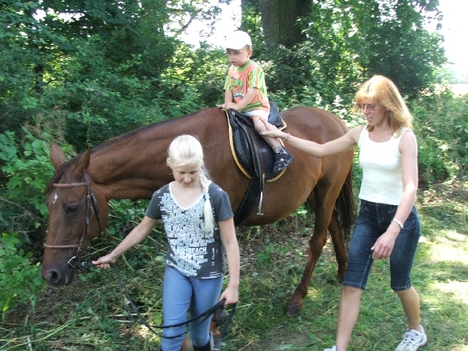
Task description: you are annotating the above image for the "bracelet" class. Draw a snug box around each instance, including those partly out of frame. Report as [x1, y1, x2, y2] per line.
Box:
[392, 218, 404, 229]
[283, 133, 290, 142]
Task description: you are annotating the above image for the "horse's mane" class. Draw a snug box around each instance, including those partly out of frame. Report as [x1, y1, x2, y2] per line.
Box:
[91, 112, 198, 153]
[45, 111, 206, 195]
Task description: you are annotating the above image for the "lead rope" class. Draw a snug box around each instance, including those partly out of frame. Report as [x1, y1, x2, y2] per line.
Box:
[75, 260, 236, 340]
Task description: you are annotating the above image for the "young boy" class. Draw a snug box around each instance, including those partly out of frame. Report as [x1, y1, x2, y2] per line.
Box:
[220, 30, 293, 175]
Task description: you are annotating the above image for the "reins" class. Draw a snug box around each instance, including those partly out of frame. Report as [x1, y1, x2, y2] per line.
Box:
[74, 260, 236, 340]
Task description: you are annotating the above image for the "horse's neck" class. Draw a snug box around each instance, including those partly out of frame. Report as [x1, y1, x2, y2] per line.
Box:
[88, 128, 176, 200]
[86, 109, 221, 201]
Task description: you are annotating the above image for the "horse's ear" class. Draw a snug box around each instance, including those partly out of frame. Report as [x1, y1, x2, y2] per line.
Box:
[74, 147, 92, 175]
[50, 144, 66, 170]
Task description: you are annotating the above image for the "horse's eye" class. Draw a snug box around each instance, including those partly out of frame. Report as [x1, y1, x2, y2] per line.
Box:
[65, 204, 80, 215]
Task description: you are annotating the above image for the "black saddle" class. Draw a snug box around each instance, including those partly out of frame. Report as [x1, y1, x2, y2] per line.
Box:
[224, 102, 288, 225]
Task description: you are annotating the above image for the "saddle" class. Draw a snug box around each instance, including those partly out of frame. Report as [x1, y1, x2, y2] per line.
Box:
[224, 102, 288, 226]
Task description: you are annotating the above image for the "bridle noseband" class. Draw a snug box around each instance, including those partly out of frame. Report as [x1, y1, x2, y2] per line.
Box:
[44, 173, 103, 266]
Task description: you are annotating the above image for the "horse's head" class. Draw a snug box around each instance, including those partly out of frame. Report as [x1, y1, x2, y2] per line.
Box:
[41, 144, 108, 286]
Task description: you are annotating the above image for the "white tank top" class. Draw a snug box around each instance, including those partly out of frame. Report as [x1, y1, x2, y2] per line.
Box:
[358, 127, 409, 205]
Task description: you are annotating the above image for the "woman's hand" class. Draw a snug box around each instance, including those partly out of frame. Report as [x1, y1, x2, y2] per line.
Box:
[260, 123, 286, 139]
[371, 228, 398, 259]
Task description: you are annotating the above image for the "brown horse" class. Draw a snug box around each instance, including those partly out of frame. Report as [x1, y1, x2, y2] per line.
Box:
[41, 106, 355, 317]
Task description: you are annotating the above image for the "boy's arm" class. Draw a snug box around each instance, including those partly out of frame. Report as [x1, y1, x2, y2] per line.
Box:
[224, 89, 233, 104]
[222, 87, 258, 111]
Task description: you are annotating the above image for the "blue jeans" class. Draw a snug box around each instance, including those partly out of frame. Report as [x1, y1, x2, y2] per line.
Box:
[160, 266, 223, 351]
[343, 200, 421, 291]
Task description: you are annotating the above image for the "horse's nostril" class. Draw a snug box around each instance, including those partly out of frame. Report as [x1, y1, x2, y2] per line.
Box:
[45, 270, 61, 285]
[43, 267, 74, 287]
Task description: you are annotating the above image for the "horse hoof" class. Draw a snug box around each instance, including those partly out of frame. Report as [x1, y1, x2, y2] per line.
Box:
[285, 305, 301, 317]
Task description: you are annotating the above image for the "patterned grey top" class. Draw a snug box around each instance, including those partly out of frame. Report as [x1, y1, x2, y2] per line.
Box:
[145, 182, 234, 278]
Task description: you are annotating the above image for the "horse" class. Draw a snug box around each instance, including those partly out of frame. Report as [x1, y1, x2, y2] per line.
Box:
[41, 106, 355, 318]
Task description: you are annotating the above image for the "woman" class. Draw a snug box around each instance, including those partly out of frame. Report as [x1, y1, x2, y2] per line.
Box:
[93, 135, 240, 351]
[261, 75, 426, 351]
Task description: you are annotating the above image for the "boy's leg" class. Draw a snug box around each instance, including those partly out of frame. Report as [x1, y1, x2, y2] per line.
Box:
[252, 117, 279, 148]
[252, 117, 294, 173]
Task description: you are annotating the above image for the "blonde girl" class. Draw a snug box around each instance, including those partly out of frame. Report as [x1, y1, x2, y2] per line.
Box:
[94, 135, 240, 351]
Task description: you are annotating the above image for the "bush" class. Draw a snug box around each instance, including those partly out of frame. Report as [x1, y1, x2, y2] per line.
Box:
[0, 129, 59, 235]
[411, 88, 468, 187]
[0, 232, 45, 317]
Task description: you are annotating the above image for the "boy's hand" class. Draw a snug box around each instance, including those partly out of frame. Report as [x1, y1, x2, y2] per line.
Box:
[220, 102, 240, 111]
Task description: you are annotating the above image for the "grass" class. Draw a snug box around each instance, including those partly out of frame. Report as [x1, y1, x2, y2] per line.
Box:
[1, 181, 467, 350]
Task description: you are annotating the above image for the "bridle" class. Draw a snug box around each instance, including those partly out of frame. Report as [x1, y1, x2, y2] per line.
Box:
[43, 173, 103, 267]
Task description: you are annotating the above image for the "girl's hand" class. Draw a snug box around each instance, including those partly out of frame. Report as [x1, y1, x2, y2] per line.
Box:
[92, 254, 116, 269]
[219, 285, 239, 305]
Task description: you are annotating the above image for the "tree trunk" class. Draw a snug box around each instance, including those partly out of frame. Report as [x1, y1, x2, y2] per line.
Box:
[258, 0, 310, 49]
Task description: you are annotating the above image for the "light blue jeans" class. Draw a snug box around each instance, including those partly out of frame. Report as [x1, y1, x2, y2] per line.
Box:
[160, 266, 223, 351]
[343, 200, 421, 291]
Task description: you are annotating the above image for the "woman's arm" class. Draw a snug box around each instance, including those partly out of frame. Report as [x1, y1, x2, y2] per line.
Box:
[393, 130, 419, 225]
[93, 216, 158, 268]
[218, 218, 240, 305]
[371, 131, 418, 259]
[261, 124, 363, 157]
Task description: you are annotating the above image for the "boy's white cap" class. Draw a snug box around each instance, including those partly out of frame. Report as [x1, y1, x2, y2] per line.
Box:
[225, 31, 252, 50]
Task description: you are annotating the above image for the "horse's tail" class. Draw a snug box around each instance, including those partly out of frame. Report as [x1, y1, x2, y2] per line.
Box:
[334, 167, 357, 243]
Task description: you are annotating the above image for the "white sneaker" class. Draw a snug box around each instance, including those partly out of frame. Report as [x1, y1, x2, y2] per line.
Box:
[395, 325, 428, 351]
[324, 346, 337, 351]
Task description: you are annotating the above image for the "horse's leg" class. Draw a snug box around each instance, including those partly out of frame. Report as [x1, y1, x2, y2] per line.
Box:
[180, 337, 193, 351]
[179, 317, 220, 351]
[328, 210, 348, 282]
[286, 193, 334, 317]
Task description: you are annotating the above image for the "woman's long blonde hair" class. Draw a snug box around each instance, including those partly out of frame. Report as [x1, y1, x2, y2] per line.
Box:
[354, 75, 413, 134]
[166, 135, 215, 236]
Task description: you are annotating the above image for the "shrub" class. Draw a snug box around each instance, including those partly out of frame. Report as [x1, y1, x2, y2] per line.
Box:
[411, 88, 468, 187]
[0, 232, 45, 317]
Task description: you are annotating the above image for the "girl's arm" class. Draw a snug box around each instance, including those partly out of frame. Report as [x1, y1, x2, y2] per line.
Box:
[93, 216, 158, 268]
[218, 217, 240, 305]
[261, 124, 363, 157]
[371, 131, 419, 259]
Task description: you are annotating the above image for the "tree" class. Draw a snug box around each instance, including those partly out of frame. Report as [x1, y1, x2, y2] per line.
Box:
[258, 0, 310, 50]
[239, 0, 445, 98]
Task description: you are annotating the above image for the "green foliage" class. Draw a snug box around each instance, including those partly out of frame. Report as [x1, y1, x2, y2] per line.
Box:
[411, 89, 468, 186]
[0, 129, 57, 229]
[2, 184, 468, 349]
[0, 232, 45, 316]
[300, 0, 445, 98]
[0, 1, 465, 347]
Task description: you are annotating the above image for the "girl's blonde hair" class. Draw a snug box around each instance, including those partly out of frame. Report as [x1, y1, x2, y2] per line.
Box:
[354, 75, 413, 134]
[166, 135, 215, 236]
